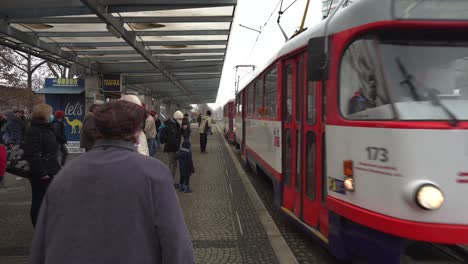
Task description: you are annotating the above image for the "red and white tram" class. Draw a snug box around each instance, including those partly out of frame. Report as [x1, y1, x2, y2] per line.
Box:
[223, 99, 236, 143]
[233, 0, 468, 262]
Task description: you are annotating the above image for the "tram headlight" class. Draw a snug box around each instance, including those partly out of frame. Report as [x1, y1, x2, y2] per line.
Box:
[344, 178, 355, 192]
[416, 184, 444, 210]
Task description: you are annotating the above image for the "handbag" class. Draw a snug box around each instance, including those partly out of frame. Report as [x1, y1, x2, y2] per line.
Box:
[6, 143, 31, 178]
[6, 131, 45, 178]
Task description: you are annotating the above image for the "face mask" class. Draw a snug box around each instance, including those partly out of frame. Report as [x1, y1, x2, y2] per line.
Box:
[49, 114, 55, 123]
[177, 119, 182, 125]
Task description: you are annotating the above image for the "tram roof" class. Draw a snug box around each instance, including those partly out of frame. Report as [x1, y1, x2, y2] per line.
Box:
[237, 0, 468, 94]
[0, 0, 238, 104]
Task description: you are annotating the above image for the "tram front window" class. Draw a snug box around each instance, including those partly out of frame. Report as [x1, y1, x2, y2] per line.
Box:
[340, 31, 468, 121]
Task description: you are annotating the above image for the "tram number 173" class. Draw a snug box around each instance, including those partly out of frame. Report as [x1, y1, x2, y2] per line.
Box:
[366, 147, 389, 162]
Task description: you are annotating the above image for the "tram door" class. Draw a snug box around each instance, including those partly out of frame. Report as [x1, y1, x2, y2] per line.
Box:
[282, 58, 301, 216]
[283, 55, 321, 228]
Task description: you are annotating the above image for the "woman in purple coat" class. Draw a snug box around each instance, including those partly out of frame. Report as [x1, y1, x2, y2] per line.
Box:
[29, 101, 194, 264]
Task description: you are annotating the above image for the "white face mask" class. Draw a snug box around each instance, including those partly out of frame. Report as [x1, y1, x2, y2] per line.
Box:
[177, 119, 182, 125]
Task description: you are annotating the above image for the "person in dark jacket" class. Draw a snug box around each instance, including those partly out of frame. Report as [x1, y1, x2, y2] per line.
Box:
[80, 104, 100, 151]
[52, 110, 68, 166]
[181, 113, 191, 142]
[28, 100, 195, 264]
[163, 111, 183, 188]
[1, 111, 23, 145]
[176, 141, 194, 193]
[23, 104, 60, 227]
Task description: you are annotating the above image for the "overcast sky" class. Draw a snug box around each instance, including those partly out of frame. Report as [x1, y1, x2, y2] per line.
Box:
[209, 0, 322, 109]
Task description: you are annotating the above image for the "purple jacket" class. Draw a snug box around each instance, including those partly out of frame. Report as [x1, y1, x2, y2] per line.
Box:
[29, 139, 194, 264]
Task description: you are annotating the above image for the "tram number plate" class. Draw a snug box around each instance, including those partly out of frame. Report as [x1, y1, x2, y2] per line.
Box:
[328, 177, 345, 195]
[366, 147, 389, 162]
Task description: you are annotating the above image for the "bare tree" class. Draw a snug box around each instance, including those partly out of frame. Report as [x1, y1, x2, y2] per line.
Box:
[0, 45, 67, 111]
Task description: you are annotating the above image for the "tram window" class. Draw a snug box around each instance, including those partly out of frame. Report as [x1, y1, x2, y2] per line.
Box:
[339, 37, 391, 120]
[295, 130, 301, 192]
[264, 67, 277, 118]
[305, 132, 316, 200]
[283, 129, 292, 187]
[248, 85, 254, 117]
[285, 65, 293, 122]
[307, 82, 316, 124]
[254, 79, 264, 117]
[297, 56, 304, 122]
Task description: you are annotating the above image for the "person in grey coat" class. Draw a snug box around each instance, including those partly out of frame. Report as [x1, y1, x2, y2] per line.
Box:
[28, 100, 195, 264]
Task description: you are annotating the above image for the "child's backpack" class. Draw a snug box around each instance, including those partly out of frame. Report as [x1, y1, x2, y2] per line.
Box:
[158, 123, 167, 144]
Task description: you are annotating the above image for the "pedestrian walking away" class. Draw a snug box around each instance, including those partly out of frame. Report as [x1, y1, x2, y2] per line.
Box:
[181, 113, 191, 142]
[144, 111, 157, 157]
[163, 110, 183, 188]
[23, 104, 60, 227]
[121, 94, 149, 156]
[1, 111, 24, 145]
[52, 110, 68, 166]
[176, 140, 195, 193]
[28, 100, 195, 264]
[199, 110, 213, 153]
[80, 104, 100, 152]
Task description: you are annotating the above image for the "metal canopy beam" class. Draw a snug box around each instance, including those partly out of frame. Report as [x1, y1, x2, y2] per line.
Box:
[127, 74, 221, 84]
[10, 16, 233, 24]
[0, 21, 96, 71]
[29, 30, 230, 37]
[58, 40, 227, 47]
[80, 0, 191, 98]
[88, 55, 224, 61]
[75, 48, 225, 55]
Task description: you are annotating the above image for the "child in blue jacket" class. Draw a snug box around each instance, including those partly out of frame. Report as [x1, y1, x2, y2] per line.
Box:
[176, 140, 195, 193]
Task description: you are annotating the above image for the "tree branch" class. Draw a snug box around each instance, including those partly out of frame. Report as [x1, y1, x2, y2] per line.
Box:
[47, 62, 60, 78]
[31, 60, 47, 73]
[13, 50, 28, 60]
[0, 53, 27, 72]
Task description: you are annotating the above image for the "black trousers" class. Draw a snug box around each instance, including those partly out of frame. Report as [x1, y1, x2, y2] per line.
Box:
[58, 143, 68, 166]
[29, 180, 50, 227]
[200, 133, 208, 152]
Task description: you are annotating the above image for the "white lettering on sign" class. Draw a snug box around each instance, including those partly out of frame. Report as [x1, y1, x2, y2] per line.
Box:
[66, 141, 85, 153]
[65, 102, 84, 116]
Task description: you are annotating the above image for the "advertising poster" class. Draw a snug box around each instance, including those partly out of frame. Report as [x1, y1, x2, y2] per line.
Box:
[43, 78, 86, 153]
[46, 94, 85, 153]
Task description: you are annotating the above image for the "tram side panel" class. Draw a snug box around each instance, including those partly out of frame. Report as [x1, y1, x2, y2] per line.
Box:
[245, 118, 282, 176]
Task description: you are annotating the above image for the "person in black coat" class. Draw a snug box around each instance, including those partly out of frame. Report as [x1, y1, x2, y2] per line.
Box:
[23, 104, 60, 227]
[176, 141, 194, 193]
[52, 110, 68, 166]
[163, 111, 183, 188]
[181, 113, 191, 142]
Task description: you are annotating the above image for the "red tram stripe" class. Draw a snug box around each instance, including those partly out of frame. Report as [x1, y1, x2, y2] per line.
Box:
[458, 172, 468, 177]
[327, 196, 468, 244]
[457, 179, 468, 184]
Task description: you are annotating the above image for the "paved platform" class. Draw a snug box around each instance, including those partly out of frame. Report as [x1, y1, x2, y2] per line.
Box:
[0, 125, 286, 263]
[156, 126, 284, 263]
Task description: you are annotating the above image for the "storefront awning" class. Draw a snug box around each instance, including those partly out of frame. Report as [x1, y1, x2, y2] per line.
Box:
[35, 87, 85, 94]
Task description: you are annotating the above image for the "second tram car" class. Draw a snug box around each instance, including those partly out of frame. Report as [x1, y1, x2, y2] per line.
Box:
[223, 99, 236, 143]
[232, 0, 468, 262]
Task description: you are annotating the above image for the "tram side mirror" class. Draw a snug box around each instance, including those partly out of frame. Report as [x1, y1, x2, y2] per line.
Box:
[307, 37, 329, 81]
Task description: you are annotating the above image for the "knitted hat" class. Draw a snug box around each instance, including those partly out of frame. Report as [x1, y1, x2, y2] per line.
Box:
[121, 94, 142, 106]
[55, 110, 65, 118]
[173, 110, 184, 119]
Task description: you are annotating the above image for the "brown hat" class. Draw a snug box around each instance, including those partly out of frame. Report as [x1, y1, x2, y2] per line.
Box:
[94, 101, 145, 141]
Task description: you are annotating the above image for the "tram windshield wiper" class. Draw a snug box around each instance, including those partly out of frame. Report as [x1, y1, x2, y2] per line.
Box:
[395, 57, 459, 127]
